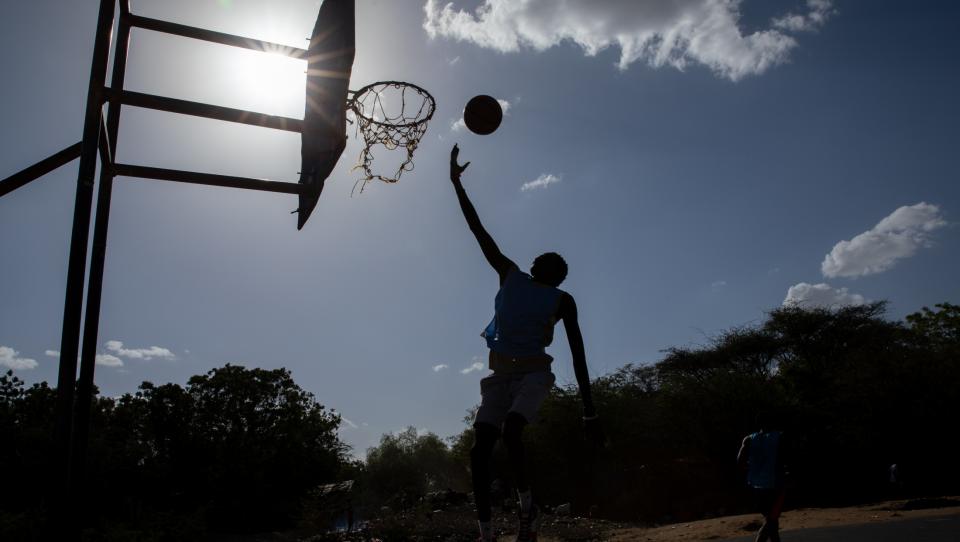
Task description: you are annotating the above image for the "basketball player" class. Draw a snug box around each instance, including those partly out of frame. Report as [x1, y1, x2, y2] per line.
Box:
[448, 144, 604, 542]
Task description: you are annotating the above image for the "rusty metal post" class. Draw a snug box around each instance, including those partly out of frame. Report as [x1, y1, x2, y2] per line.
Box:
[52, 0, 115, 525]
[71, 0, 132, 510]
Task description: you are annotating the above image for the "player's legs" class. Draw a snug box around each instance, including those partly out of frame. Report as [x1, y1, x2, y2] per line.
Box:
[471, 422, 501, 523]
[503, 412, 540, 541]
[502, 412, 529, 493]
[473, 373, 511, 540]
[505, 371, 553, 541]
[471, 370, 553, 540]
[504, 370, 555, 498]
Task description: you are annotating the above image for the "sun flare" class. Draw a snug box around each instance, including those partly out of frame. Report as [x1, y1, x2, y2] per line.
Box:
[226, 47, 306, 117]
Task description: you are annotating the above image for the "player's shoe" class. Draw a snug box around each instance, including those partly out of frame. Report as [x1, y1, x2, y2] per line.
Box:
[515, 503, 541, 542]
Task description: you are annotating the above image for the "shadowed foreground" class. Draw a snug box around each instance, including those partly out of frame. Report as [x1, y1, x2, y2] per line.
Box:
[608, 499, 960, 542]
[723, 514, 960, 542]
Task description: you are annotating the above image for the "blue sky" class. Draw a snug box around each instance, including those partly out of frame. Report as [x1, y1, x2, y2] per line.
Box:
[1, 0, 958, 455]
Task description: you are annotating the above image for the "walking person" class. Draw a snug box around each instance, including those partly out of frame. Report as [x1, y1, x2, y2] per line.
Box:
[738, 419, 788, 542]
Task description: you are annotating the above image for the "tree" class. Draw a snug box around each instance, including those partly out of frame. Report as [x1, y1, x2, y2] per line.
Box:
[363, 427, 468, 510]
[0, 372, 57, 513]
[183, 364, 349, 530]
[907, 302, 960, 346]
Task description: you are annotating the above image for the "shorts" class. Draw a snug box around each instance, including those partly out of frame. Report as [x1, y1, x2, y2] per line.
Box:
[474, 370, 556, 428]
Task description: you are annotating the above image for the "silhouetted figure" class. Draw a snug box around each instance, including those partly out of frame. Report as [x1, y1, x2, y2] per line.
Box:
[738, 424, 787, 542]
[449, 145, 604, 542]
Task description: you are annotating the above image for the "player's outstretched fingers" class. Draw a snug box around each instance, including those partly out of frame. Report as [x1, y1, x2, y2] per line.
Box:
[450, 144, 470, 180]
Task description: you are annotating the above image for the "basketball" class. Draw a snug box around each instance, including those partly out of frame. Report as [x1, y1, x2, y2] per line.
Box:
[463, 95, 503, 135]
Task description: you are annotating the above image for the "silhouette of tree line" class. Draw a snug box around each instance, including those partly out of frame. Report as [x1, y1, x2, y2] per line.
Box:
[0, 364, 351, 538]
[1, 302, 958, 537]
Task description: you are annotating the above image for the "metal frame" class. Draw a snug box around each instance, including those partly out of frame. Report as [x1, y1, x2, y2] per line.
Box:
[0, 0, 317, 529]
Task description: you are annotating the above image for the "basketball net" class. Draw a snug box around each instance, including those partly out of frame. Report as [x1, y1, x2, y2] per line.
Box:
[347, 81, 435, 193]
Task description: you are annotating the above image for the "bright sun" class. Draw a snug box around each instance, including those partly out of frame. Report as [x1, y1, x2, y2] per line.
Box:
[227, 47, 306, 118]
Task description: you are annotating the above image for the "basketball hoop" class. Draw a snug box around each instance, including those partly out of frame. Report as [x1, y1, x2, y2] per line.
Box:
[347, 81, 435, 192]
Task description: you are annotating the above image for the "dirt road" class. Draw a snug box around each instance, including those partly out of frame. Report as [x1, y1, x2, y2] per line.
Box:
[604, 499, 960, 542]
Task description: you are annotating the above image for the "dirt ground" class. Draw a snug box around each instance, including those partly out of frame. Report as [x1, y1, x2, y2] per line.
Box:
[280, 497, 960, 541]
[600, 497, 960, 542]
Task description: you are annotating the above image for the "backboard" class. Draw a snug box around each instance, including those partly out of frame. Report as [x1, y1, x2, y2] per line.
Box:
[297, 0, 355, 230]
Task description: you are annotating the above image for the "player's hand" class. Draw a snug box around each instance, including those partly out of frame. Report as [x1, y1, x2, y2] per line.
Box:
[583, 416, 606, 449]
[450, 144, 470, 181]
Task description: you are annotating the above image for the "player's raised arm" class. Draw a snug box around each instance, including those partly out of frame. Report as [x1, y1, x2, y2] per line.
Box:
[449, 144, 515, 279]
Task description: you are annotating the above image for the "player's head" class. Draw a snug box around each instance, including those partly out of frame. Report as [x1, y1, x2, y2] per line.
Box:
[531, 252, 567, 287]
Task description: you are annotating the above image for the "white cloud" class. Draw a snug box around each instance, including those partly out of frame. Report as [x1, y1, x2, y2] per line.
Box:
[773, 0, 835, 32]
[0, 346, 38, 370]
[424, 0, 834, 81]
[711, 280, 727, 290]
[521, 173, 561, 192]
[449, 55, 461, 65]
[461, 358, 486, 374]
[43, 349, 125, 368]
[96, 354, 124, 367]
[106, 340, 176, 361]
[432, 363, 449, 372]
[783, 282, 866, 308]
[341, 417, 359, 429]
[821, 203, 947, 279]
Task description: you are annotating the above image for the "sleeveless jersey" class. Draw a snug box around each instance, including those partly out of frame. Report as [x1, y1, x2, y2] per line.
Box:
[483, 268, 564, 358]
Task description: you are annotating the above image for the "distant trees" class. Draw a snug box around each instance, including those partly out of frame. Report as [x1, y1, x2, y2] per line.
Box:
[362, 427, 469, 510]
[907, 302, 960, 346]
[0, 364, 351, 537]
[0, 373, 57, 522]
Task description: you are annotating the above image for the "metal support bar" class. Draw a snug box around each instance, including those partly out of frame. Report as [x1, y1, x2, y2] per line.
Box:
[53, 0, 115, 529]
[125, 13, 307, 59]
[72, 3, 131, 520]
[103, 88, 303, 133]
[112, 163, 303, 195]
[98, 115, 113, 169]
[0, 142, 83, 198]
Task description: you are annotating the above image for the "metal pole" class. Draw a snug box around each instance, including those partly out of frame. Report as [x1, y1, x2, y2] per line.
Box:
[72, 0, 131, 508]
[125, 13, 307, 59]
[0, 142, 82, 198]
[102, 88, 303, 132]
[52, 0, 115, 525]
[112, 163, 303, 194]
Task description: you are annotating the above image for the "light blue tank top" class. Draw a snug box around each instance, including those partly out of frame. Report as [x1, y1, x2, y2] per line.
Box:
[746, 431, 782, 489]
[483, 268, 564, 357]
